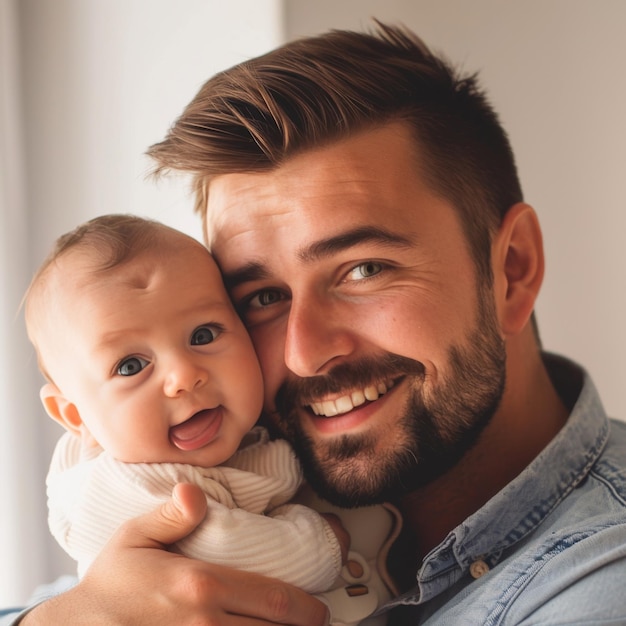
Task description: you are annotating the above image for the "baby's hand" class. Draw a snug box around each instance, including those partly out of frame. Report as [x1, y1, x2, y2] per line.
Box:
[321, 512, 350, 564]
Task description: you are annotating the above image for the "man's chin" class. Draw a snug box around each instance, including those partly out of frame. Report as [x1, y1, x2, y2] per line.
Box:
[304, 470, 389, 509]
[296, 435, 408, 508]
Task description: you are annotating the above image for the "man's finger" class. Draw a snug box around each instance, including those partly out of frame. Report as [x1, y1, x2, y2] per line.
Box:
[115, 482, 207, 549]
[213, 572, 330, 626]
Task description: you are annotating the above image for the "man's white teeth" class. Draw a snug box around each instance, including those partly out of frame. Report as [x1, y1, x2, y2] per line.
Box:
[309, 380, 393, 417]
[335, 396, 354, 414]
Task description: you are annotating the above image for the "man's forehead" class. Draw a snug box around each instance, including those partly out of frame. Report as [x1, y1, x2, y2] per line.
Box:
[205, 171, 263, 251]
[205, 165, 382, 255]
[204, 122, 424, 259]
[204, 126, 374, 200]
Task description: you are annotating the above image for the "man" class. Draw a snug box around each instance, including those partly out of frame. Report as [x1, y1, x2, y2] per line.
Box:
[8, 22, 626, 625]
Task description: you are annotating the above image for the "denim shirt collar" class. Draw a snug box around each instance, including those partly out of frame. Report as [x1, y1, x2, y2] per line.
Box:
[396, 353, 610, 606]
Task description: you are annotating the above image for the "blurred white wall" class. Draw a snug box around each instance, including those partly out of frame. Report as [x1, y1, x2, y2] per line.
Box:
[1, 0, 625, 607]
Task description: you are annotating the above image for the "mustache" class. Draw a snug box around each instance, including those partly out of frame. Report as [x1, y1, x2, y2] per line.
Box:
[275, 353, 425, 415]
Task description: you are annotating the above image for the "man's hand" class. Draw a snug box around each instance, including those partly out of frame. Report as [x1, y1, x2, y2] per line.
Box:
[23, 483, 329, 625]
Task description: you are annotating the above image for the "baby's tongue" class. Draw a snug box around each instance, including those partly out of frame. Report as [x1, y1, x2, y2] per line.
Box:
[169, 409, 221, 451]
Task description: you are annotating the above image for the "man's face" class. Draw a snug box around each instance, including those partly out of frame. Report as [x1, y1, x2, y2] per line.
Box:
[207, 122, 506, 506]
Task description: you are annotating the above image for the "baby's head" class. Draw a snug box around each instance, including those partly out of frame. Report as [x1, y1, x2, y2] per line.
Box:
[25, 214, 263, 466]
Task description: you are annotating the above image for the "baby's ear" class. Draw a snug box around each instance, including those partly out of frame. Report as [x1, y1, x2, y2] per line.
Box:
[40, 382, 83, 437]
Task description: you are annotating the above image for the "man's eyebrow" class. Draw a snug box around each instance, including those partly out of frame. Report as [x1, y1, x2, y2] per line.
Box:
[222, 262, 270, 291]
[222, 227, 413, 291]
[298, 226, 414, 262]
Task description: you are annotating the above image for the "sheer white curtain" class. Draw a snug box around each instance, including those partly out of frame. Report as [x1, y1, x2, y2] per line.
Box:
[0, 0, 52, 605]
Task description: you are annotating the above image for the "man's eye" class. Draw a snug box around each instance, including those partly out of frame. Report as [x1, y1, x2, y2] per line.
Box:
[348, 261, 384, 280]
[117, 356, 150, 377]
[248, 290, 285, 308]
[191, 325, 221, 345]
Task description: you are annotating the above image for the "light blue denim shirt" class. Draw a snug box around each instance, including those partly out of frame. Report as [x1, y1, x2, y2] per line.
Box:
[383, 354, 626, 624]
[2, 354, 626, 625]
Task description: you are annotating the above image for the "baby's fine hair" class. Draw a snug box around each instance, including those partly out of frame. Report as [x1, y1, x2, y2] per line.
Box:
[37, 214, 178, 277]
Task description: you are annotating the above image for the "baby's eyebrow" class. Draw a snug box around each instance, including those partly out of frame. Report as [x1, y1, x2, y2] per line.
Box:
[297, 226, 414, 263]
[95, 329, 129, 350]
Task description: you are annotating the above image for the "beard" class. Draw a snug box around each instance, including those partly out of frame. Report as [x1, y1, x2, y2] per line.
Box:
[270, 295, 506, 508]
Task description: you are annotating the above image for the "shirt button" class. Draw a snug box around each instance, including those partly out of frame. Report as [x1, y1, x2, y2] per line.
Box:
[470, 559, 490, 579]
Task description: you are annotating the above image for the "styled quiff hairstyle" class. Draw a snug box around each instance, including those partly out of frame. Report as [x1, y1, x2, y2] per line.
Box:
[148, 21, 523, 284]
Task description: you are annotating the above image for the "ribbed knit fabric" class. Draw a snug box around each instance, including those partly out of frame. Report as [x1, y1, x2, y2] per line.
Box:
[47, 427, 342, 592]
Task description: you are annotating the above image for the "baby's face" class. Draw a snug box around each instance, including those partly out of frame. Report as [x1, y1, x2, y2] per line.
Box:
[44, 240, 264, 466]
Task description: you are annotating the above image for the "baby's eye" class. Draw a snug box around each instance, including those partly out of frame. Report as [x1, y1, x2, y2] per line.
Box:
[191, 325, 222, 345]
[347, 261, 384, 281]
[117, 356, 150, 377]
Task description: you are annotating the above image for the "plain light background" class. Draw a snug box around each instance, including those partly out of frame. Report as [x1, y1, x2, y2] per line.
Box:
[1, 0, 624, 605]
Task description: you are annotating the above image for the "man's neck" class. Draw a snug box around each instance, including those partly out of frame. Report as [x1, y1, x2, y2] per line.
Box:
[391, 346, 569, 588]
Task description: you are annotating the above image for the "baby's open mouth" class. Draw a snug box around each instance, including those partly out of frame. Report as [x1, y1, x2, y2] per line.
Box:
[169, 408, 222, 451]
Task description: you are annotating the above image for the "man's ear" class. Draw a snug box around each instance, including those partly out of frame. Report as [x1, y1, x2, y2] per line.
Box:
[40, 382, 83, 437]
[491, 203, 544, 337]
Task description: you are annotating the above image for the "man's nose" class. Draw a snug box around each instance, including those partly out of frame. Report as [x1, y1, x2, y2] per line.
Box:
[283, 295, 356, 377]
[163, 354, 207, 397]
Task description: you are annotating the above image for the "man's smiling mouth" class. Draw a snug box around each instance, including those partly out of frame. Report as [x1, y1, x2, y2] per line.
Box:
[308, 379, 395, 417]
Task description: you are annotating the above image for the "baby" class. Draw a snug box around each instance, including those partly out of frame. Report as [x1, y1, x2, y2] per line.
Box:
[24, 214, 348, 593]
